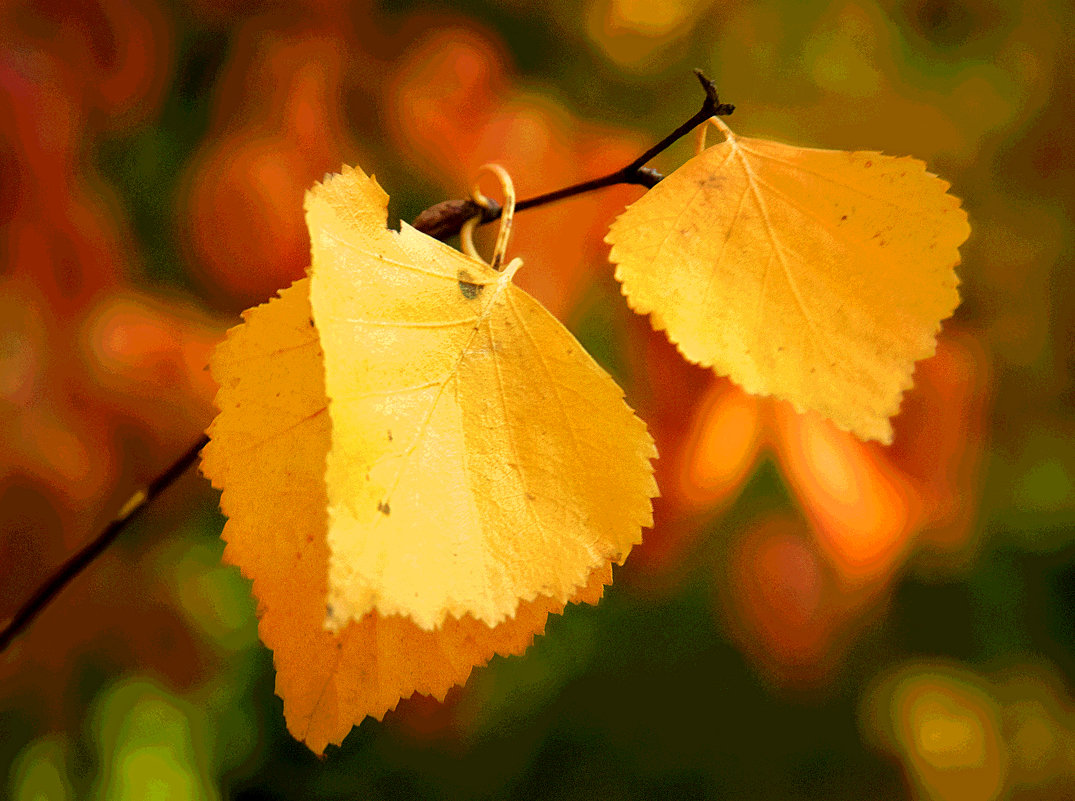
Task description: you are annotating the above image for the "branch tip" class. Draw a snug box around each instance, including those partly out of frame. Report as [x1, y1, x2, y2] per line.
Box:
[693, 69, 719, 103]
[693, 69, 734, 118]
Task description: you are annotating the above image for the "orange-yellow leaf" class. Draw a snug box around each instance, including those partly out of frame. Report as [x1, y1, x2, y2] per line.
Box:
[200, 279, 611, 753]
[306, 166, 657, 631]
[606, 121, 970, 443]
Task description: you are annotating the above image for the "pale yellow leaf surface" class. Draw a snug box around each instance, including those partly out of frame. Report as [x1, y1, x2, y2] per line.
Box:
[306, 166, 657, 631]
[200, 279, 611, 754]
[606, 123, 970, 443]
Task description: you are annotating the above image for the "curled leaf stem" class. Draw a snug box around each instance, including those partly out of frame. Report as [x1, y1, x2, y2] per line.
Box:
[413, 70, 734, 241]
[1, 71, 734, 654]
[470, 163, 517, 269]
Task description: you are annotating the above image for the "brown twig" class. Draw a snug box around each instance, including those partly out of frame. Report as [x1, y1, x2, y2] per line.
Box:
[413, 70, 733, 240]
[0, 435, 209, 653]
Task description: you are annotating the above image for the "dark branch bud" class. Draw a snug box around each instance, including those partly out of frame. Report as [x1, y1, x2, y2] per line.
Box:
[634, 167, 665, 188]
[412, 197, 501, 239]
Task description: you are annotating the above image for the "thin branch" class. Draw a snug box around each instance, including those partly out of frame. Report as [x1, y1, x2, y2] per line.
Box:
[0, 434, 209, 653]
[1, 70, 735, 653]
[413, 69, 734, 241]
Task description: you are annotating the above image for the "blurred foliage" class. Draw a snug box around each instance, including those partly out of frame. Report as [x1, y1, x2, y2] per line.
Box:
[1, 0, 1073, 798]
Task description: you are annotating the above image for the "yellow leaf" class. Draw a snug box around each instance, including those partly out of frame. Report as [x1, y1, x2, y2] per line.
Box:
[606, 119, 970, 443]
[201, 279, 612, 754]
[306, 166, 657, 631]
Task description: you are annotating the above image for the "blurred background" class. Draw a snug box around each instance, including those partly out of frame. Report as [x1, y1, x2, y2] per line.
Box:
[1, 0, 1072, 798]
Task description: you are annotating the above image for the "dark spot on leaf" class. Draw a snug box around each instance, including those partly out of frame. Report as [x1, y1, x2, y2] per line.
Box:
[457, 268, 483, 300]
[459, 281, 482, 300]
[697, 174, 724, 191]
[378, 501, 391, 515]
[309, 317, 316, 327]
[387, 429, 393, 442]
[865, 160, 873, 168]
[326, 603, 334, 617]
[840, 214, 848, 221]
